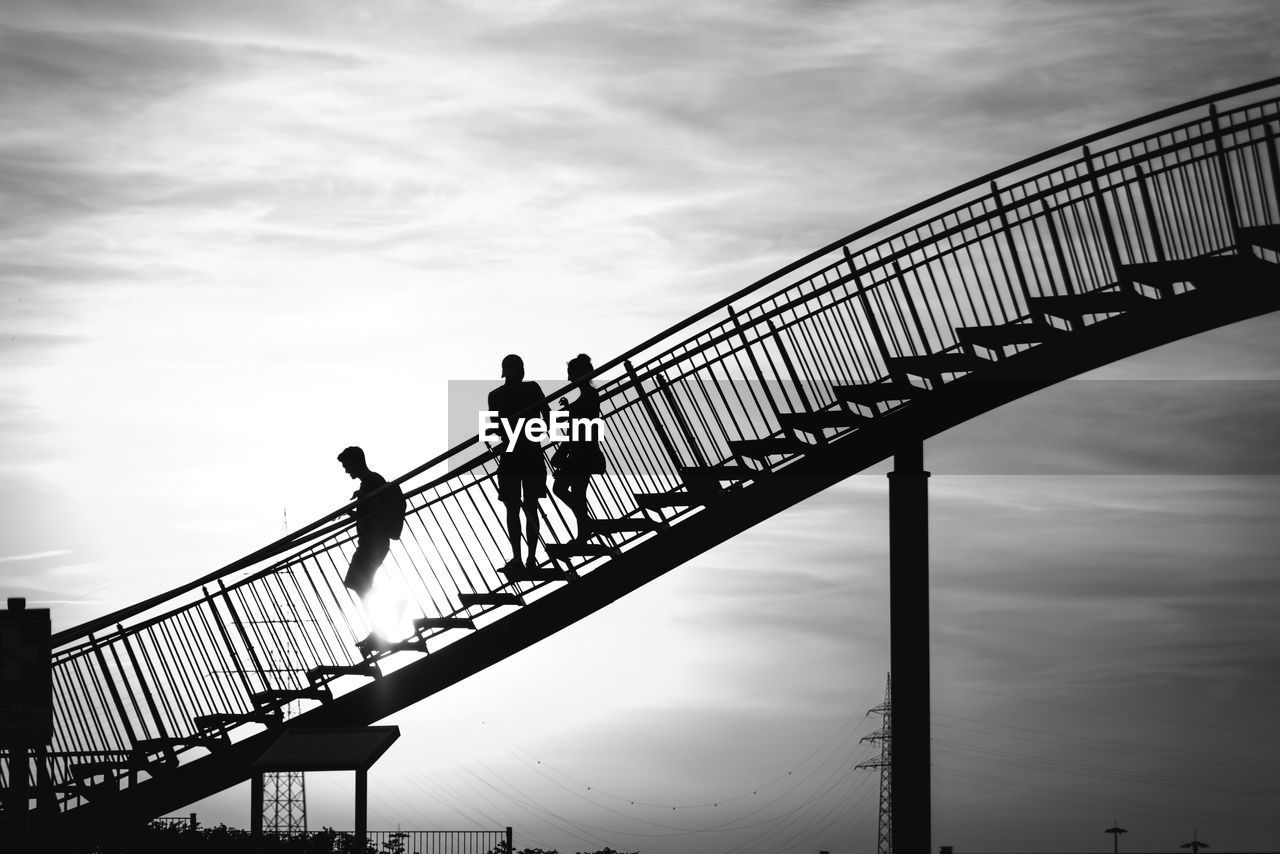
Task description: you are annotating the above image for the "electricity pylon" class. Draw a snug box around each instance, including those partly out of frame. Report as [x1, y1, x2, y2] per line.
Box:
[856, 673, 892, 854]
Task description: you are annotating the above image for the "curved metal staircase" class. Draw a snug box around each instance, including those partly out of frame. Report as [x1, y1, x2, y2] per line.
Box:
[9, 77, 1280, 840]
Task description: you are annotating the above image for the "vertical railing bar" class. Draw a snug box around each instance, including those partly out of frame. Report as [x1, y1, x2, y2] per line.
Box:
[970, 203, 1016, 324]
[401, 510, 455, 617]
[907, 249, 952, 347]
[103, 637, 149, 752]
[1122, 172, 1145, 261]
[188, 606, 238, 713]
[298, 555, 360, 662]
[784, 305, 831, 402]
[1063, 192, 1096, 291]
[237, 578, 289, 689]
[892, 261, 933, 351]
[685, 352, 735, 460]
[1157, 167, 1192, 260]
[422, 503, 476, 595]
[219, 580, 272, 694]
[807, 285, 859, 389]
[843, 248, 895, 374]
[1208, 105, 1245, 251]
[90, 634, 139, 745]
[762, 316, 817, 417]
[1265, 118, 1280, 220]
[140, 623, 185, 732]
[437, 497, 495, 588]
[117, 627, 172, 747]
[1179, 127, 1216, 253]
[823, 281, 872, 384]
[954, 230, 1001, 327]
[260, 569, 313, 685]
[624, 360, 686, 476]
[458, 480, 515, 576]
[1134, 165, 1168, 263]
[1237, 122, 1265, 225]
[1168, 142, 1207, 255]
[724, 346, 771, 441]
[1191, 138, 1228, 250]
[156, 619, 205, 728]
[727, 305, 787, 426]
[991, 180, 1036, 310]
[654, 371, 709, 469]
[1082, 145, 1126, 278]
[278, 561, 331, 667]
[940, 239, 988, 325]
[58, 662, 102, 753]
[814, 278, 866, 386]
[615, 404, 667, 486]
[203, 587, 257, 702]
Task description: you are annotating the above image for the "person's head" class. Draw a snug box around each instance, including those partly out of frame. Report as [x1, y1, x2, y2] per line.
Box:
[337, 446, 368, 479]
[567, 353, 593, 385]
[501, 353, 525, 382]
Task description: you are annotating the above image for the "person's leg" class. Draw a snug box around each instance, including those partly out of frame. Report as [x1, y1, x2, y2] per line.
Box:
[344, 545, 374, 596]
[497, 466, 522, 567]
[552, 472, 572, 507]
[504, 500, 522, 566]
[522, 496, 540, 567]
[566, 474, 590, 540]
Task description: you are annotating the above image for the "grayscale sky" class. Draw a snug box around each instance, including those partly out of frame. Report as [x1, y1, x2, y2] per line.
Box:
[2, 1, 1279, 852]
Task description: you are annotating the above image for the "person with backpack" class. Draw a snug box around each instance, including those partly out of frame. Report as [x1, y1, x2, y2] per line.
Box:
[337, 446, 405, 597]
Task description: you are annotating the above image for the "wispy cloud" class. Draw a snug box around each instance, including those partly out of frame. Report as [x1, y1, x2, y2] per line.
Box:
[0, 549, 71, 563]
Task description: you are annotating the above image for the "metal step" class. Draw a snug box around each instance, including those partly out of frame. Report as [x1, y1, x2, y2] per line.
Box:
[413, 616, 477, 632]
[499, 562, 577, 580]
[1029, 291, 1146, 324]
[887, 353, 985, 381]
[833, 382, 921, 406]
[778, 411, 866, 434]
[458, 592, 524, 608]
[956, 322, 1059, 350]
[54, 781, 116, 799]
[307, 661, 381, 683]
[71, 760, 135, 779]
[134, 735, 229, 755]
[1240, 224, 1280, 251]
[681, 464, 757, 481]
[583, 517, 661, 535]
[358, 636, 428, 654]
[546, 543, 616, 562]
[192, 710, 282, 732]
[729, 437, 810, 459]
[250, 686, 331, 707]
[634, 492, 706, 509]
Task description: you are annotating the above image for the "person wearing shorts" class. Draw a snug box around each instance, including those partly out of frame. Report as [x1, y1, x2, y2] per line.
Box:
[488, 354, 549, 571]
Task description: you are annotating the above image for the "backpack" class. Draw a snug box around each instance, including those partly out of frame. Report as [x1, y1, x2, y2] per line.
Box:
[378, 481, 406, 540]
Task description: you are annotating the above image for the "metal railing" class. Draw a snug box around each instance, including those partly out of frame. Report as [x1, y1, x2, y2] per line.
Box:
[11, 77, 1280, 816]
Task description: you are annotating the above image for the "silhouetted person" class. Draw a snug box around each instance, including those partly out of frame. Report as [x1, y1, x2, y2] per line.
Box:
[552, 353, 606, 542]
[488, 354, 549, 571]
[338, 446, 395, 597]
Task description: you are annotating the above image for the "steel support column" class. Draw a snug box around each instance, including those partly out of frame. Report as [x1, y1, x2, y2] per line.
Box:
[889, 438, 930, 854]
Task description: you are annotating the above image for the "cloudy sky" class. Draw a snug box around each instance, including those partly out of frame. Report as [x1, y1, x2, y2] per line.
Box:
[3, 1, 1280, 851]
